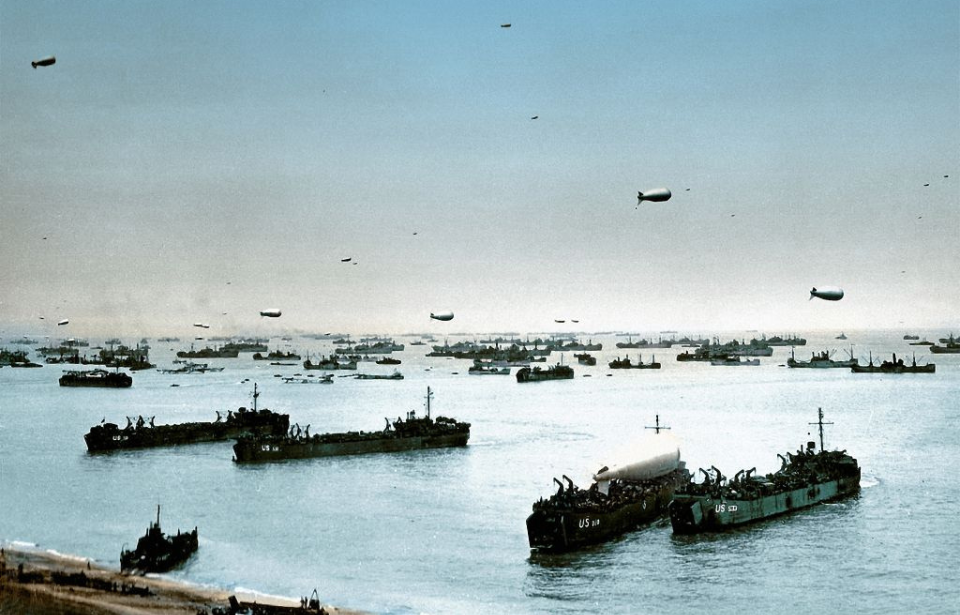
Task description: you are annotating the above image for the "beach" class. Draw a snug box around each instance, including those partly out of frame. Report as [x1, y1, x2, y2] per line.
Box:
[0, 544, 367, 615]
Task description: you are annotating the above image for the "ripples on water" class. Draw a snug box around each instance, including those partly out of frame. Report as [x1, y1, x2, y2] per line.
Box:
[1, 330, 958, 614]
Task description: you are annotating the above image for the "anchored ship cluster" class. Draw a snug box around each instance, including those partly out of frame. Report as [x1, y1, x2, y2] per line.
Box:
[527, 408, 861, 551]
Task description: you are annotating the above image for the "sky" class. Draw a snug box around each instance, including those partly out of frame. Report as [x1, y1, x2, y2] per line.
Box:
[1, 0, 958, 338]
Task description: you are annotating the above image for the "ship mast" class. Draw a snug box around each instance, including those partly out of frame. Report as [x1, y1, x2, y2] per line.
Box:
[425, 386, 433, 419]
[252, 383, 259, 412]
[645, 414, 670, 434]
[809, 407, 833, 451]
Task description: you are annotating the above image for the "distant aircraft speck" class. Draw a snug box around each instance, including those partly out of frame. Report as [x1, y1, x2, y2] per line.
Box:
[341, 257, 352, 263]
[32, 55, 55, 69]
[501, 23, 511, 28]
[809, 286, 844, 301]
[924, 183, 929, 186]
[531, 115, 538, 120]
[260, 309, 282, 318]
[430, 311, 454, 321]
[57, 319, 69, 326]
[555, 319, 565, 323]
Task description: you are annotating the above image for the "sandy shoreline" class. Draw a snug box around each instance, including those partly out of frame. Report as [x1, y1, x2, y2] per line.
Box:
[0, 543, 369, 615]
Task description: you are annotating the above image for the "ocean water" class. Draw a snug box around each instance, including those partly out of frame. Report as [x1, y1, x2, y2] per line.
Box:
[1, 330, 958, 614]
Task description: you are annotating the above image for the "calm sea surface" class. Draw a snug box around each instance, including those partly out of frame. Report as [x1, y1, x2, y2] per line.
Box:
[1, 330, 958, 614]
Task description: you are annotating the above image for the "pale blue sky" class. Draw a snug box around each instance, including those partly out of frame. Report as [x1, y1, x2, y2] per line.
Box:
[2, 1, 957, 336]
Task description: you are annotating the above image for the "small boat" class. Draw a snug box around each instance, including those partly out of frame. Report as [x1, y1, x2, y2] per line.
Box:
[120, 506, 198, 573]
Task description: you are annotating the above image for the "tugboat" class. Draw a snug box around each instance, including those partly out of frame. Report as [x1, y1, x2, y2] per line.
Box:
[850, 352, 935, 373]
[527, 416, 689, 552]
[668, 408, 860, 534]
[84, 384, 289, 452]
[59, 368, 132, 388]
[120, 506, 198, 573]
[232, 387, 470, 462]
[516, 363, 574, 382]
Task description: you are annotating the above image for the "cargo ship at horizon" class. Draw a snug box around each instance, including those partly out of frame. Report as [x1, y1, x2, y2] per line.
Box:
[84, 384, 289, 452]
[850, 352, 935, 373]
[786, 348, 857, 368]
[527, 417, 689, 552]
[668, 408, 860, 534]
[232, 387, 470, 463]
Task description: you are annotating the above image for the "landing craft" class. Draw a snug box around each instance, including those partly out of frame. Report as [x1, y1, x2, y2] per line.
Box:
[430, 311, 454, 322]
[636, 187, 672, 206]
[32, 56, 56, 69]
[57, 319, 69, 326]
[259, 309, 282, 318]
[810, 286, 844, 301]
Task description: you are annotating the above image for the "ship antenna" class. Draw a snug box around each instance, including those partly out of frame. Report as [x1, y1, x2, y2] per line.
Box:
[645, 414, 670, 434]
[425, 386, 433, 419]
[156, 504, 161, 528]
[809, 407, 833, 452]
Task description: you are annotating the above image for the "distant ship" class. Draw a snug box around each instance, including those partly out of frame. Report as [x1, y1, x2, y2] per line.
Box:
[303, 356, 357, 370]
[84, 384, 289, 452]
[929, 334, 960, 354]
[710, 356, 759, 366]
[516, 363, 574, 382]
[59, 368, 132, 388]
[787, 349, 857, 369]
[121, 506, 198, 573]
[376, 357, 402, 365]
[355, 370, 403, 380]
[176, 346, 239, 359]
[575, 352, 597, 366]
[615, 336, 673, 349]
[835, 332, 847, 340]
[232, 387, 470, 462]
[608, 355, 661, 369]
[851, 353, 935, 373]
[765, 335, 807, 346]
[527, 417, 689, 552]
[468, 362, 510, 375]
[253, 350, 302, 361]
[669, 408, 860, 534]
